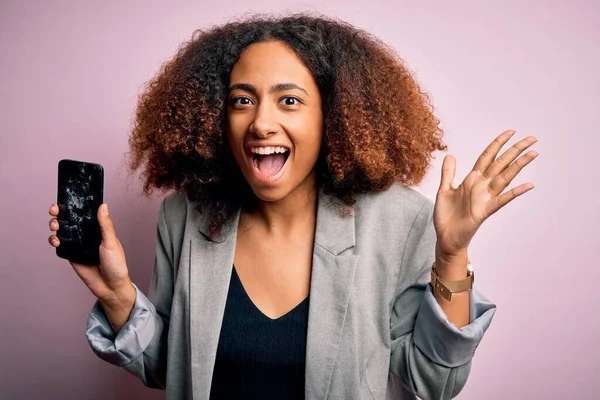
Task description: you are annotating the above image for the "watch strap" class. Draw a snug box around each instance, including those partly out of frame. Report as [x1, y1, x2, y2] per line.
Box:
[431, 262, 474, 301]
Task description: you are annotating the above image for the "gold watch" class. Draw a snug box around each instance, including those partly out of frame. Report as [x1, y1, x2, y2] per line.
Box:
[430, 261, 474, 301]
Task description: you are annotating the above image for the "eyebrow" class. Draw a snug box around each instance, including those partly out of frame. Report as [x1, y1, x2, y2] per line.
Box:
[228, 83, 309, 97]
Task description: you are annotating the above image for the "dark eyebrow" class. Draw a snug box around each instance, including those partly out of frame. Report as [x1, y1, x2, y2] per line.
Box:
[228, 83, 309, 97]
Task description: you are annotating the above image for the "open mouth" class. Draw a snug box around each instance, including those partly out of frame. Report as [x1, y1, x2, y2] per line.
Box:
[250, 146, 290, 179]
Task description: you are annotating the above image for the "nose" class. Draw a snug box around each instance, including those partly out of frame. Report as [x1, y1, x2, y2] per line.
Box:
[250, 103, 278, 138]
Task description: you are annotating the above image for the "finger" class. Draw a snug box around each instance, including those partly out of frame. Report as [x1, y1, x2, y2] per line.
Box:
[486, 182, 535, 216]
[439, 155, 456, 193]
[472, 130, 516, 175]
[485, 136, 537, 179]
[98, 203, 118, 249]
[48, 235, 60, 247]
[51, 204, 68, 218]
[49, 218, 68, 232]
[489, 150, 538, 196]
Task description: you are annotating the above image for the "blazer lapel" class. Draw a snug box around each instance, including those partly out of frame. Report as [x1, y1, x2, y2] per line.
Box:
[188, 204, 240, 400]
[186, 192, 357, 400]
[305, 193, 358, 400]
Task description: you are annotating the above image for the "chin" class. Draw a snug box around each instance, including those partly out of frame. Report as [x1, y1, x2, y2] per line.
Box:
[246, 180, 292, 203]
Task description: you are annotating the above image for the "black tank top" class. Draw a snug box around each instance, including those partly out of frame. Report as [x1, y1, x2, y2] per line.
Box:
[209, 265, 310, 400]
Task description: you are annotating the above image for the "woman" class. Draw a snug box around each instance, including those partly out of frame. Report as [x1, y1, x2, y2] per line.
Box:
[47, 13, 537, 400]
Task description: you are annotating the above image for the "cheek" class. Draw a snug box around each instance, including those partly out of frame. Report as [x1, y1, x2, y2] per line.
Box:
[293, 130, 323, 168]
[227, 120, 245, 150]
[226, 132, 247, 170]
[306, 118, 324, 157]
[290, 113, 323, 152]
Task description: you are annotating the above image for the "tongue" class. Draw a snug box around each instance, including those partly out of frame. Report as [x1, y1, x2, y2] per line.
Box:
[257, 153, 286, 176]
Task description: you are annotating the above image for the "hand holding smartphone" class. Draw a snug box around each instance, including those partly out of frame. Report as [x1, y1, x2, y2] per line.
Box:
[48, 160, 136, 332]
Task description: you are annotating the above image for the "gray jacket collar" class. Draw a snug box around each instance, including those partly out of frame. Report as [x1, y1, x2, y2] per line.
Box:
[188, 189, 359, 399]
[192, 189, 356, 256]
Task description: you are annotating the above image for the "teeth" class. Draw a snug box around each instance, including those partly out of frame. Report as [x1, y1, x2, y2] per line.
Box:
[251, 146, 288, 155]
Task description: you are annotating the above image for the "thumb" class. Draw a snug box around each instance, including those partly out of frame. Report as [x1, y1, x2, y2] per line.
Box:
[439, 154, 456, 193]
[98, 203, 118, 248]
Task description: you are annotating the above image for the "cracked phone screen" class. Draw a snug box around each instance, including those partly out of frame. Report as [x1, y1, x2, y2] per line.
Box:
[56, 160, 103, 265]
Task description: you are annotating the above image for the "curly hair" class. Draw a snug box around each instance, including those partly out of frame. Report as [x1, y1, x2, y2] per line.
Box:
[127, 12, 447, 237]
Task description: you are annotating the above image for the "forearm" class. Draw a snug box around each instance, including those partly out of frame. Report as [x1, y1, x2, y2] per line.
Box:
[433, 247, 470, 328]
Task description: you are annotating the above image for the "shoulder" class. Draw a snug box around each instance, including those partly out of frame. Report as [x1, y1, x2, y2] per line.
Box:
[159, 190, 216, 240]
[351, 182, 435, 248]
[157, 190, 190, 221]
[161, 190, 190, 217]
[355, 182, 434, 223]
[157, 191, 194, 237]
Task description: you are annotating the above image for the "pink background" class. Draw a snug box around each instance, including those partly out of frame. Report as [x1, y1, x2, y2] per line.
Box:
[1, 0, 597, 398]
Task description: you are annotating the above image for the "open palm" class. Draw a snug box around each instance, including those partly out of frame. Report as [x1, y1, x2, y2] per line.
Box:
[434, 129, 538, 257]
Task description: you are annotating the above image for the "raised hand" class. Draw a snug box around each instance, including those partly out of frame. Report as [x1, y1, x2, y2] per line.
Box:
[433, 129, 538, 261]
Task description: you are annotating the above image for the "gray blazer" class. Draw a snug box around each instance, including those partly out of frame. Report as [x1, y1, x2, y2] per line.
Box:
[85, 183, 496, 400]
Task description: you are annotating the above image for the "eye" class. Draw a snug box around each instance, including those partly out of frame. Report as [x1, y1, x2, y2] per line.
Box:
[230, 97, 253, 107]
[280, 96, 302, 106]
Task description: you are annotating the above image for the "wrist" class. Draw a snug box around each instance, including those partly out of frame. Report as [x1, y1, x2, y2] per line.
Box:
[99, 282, 136, 334]
[99, 279, 136, 311]
[434, 247, 470, 281]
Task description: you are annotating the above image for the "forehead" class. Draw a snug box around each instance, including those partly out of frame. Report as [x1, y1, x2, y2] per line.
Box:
[230, 40, 316, 87]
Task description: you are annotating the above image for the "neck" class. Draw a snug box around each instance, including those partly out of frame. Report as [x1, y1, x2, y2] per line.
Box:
[242, 173, 318, 235]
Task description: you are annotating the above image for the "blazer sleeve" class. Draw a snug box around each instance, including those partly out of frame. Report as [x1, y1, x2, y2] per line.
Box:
[389, 199, 496, 400]
[85, 199, 174, 389]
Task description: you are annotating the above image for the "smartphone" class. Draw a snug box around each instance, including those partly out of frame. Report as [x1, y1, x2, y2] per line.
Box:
[56, 159, 104, 265]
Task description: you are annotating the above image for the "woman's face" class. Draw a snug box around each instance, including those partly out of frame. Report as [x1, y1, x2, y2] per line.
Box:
[227, 40, 323, 203]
